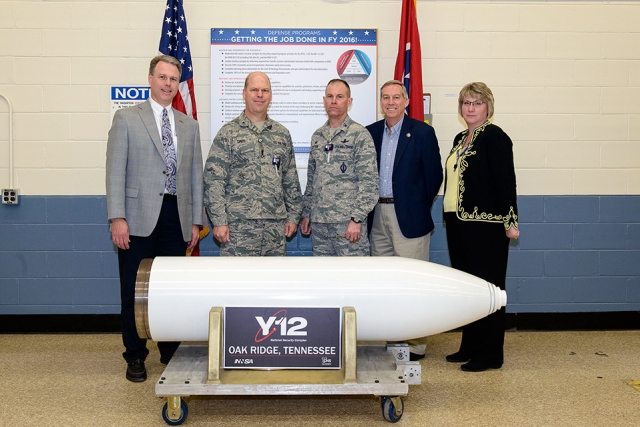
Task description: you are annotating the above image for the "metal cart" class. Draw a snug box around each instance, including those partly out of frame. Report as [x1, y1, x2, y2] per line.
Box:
[155, 307, 421, 425]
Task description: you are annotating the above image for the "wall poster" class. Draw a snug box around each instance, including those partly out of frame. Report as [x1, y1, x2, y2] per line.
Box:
[210, 28, 378, 181]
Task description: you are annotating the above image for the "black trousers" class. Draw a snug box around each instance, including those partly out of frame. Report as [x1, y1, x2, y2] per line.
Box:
[118, 195, 187, 362]
[444, 212, 509, 365]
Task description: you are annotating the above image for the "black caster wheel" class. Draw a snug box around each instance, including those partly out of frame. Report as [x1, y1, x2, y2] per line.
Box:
[162, 399, 188, 425]
[381, 396, 404, 423]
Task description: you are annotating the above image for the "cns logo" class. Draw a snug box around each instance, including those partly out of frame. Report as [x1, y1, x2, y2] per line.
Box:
[254, 309, 308, 343]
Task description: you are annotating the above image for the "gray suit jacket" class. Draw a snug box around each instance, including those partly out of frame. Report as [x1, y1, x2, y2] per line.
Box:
[106, 100, 203, 241]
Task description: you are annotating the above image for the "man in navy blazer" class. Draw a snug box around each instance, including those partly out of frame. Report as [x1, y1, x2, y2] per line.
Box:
[106, 55, 203, 382]
[366, 80, 442, 360]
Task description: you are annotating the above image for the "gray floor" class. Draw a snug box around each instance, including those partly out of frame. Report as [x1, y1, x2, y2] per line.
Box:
[2, 331, 638, 426]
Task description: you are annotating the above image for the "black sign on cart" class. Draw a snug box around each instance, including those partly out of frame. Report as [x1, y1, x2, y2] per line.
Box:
[223, 307, 342, 369]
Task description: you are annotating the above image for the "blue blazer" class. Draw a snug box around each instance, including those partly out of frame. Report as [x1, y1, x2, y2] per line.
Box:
[366, 115, 443, 239]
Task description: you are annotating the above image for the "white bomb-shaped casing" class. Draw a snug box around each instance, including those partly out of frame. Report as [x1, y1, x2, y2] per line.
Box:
[135, 256, 506, 342]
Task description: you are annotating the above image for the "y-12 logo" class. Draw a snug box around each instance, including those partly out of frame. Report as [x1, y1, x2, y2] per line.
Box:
[254, 309, 308, 342]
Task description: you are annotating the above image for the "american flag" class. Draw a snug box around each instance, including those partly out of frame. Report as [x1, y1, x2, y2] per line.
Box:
[394, 0, 424, 121]
[159, 0, 197, 120]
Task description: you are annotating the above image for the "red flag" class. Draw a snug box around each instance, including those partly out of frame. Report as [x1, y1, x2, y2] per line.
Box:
[159, 0, 208, 255]
[394, 0, 424, 121]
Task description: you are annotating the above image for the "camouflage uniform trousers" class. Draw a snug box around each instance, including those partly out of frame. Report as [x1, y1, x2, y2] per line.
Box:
[311, 220, 370, 256]
[221, 219, 287, 256]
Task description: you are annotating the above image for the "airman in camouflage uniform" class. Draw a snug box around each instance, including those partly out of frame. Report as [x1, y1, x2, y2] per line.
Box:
[204, 72, 302, 256]
[300, 79, 379, 256]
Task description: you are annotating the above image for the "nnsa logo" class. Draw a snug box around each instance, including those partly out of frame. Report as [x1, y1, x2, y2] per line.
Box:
[254, 309, 308, 342]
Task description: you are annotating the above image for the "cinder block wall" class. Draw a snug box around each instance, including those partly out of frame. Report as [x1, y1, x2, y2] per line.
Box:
[0, 1, 638, 315]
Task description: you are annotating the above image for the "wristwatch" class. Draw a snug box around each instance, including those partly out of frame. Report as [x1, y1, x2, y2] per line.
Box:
[351, 217, 362, 224]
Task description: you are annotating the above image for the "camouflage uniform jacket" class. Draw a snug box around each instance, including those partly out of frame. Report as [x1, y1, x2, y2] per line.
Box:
[204, 112, 303, 226]
[302, 115, 379, 223]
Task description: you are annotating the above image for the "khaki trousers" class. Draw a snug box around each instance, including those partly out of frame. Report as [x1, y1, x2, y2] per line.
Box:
[370, 203, 431, 354]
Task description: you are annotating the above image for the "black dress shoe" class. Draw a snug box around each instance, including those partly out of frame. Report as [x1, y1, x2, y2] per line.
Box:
[460, 360, 502, 372]
[446, 351, 470, 363]
[126, 359, 147, 382]
[160, 354, 172, 365]
[409, 352, 425, 361]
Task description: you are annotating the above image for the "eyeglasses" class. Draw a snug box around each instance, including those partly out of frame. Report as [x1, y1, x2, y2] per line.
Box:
[462, 101, 485, 108]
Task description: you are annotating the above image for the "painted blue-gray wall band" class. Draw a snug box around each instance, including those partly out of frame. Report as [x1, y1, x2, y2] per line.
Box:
[0, 195, 638, 315]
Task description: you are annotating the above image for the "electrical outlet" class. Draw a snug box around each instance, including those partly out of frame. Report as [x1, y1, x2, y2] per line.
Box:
[2, 189, 19, 205]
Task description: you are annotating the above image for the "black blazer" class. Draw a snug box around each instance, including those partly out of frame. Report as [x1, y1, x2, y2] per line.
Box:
[366, 116, 443, 238]
[444, 122, 518, 229]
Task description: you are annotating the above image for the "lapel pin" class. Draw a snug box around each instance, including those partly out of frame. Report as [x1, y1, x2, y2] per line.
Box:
[406, 133, 411, 138]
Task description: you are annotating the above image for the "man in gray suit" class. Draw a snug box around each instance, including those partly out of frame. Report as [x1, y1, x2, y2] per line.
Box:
[106, 55, 203, 382]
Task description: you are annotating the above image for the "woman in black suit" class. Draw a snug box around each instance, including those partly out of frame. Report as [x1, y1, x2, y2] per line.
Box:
[443, 82, 520, 372]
